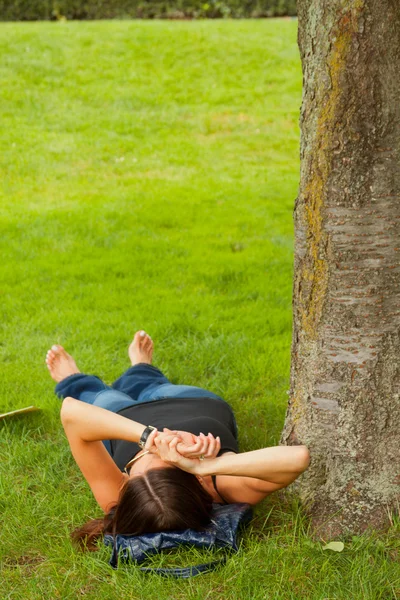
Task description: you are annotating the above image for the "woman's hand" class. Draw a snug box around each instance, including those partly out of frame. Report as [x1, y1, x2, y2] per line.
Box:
[153, 435, 201, 474]
[161, 428, 221, 460]
[178, 432, 221, 459]
[144, 428, 221, 470]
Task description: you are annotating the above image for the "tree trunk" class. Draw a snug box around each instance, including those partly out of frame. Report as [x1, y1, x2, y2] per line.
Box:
[281, 0, 400, 537]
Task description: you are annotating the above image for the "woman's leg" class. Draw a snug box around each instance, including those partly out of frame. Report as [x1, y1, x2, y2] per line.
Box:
[55, 373, 109, 404]
[112, 330, 171, 399]
[113, 330, 224, 404]
[112, 363, 170, 399]
[45, 346, 110, 405]
[55, 373, 137, 412]
[46, 345, 137, 454]
[47, 330, 226, 414]
[46, 336, 167, 405]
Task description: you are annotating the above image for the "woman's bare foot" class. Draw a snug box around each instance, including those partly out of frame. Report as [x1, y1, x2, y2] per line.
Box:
[46, 345, 80, 383]
[129, 330, 154, 366]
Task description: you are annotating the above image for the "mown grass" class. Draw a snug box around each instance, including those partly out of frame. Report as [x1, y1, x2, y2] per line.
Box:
[0, 19, 398, 600]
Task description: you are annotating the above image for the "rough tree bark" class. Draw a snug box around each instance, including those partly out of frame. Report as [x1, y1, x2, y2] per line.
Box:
[281, 0, 400, 537]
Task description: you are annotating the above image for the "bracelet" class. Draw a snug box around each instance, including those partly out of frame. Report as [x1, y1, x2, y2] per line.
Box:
[139, 425, 156, 449]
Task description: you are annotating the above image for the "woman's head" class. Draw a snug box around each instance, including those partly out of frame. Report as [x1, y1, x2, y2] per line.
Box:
[72, 467, 213, 550]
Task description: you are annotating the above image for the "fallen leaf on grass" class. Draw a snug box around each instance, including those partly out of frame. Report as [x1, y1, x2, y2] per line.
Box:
[322, 541, 344, 552]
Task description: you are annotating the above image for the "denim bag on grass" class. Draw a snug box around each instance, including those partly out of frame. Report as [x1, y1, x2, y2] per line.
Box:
[104, 502, 253, 578]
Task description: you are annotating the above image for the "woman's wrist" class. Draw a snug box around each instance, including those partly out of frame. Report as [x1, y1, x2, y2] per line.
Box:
[196, 456, 217, 477]
[138, 425, 156, 448]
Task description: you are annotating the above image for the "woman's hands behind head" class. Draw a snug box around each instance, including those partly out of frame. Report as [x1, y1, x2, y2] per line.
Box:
[175, 430, 221, 460]
[144, 427, 221, 473]
[159, 428, 220, 460]
[153, 434, 200, 473]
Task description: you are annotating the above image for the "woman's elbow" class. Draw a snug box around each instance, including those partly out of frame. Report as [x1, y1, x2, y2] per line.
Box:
[294, 445, 310, 473]
[60, 396, 79, 427]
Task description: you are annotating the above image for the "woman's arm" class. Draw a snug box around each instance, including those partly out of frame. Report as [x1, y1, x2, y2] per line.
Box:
[198, 445, 310, 483]
[60, 398, 221, 511]
[158, 438, 310, 505]
[61, 399, 220, 454]
[199, 445, 310, 504]
[61, 396, 148, 443]
[61, 397, 148, 512]
[161, 438, 310, 482]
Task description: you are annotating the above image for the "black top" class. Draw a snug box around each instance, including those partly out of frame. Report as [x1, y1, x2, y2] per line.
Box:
[110, 397, 239, 472]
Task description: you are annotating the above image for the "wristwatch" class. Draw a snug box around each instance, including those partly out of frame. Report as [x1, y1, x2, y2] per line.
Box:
[139, 425, 156, 449]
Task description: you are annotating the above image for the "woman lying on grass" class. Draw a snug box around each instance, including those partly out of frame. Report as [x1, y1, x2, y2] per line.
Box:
[46, 331, 310, 549]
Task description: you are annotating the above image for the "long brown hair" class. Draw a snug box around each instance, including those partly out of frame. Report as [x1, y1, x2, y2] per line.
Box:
[72, 467, 213, 551]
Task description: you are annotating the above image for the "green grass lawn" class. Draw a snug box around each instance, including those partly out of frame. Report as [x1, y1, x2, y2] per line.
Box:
[0, 19, 398, 600]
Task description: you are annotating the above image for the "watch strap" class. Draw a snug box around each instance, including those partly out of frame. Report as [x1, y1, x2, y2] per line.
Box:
[139, 425, 156, 449]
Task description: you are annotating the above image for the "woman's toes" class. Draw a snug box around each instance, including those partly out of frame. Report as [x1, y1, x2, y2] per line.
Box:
[45, 344, 80, 382]
[52, 344, 68, 357]
[132, 330, 144, 347]
[129, 330, 153, 365]
[141, 334, 151, 351]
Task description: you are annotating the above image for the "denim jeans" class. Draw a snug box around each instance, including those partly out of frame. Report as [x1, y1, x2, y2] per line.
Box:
[55, 363, 225, 453]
